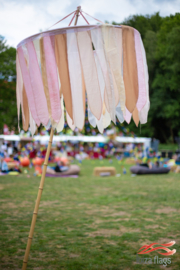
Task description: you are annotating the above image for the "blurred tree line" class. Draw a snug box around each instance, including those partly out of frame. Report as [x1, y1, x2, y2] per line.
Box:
[0, 36, 17, 133]
[0, 12, 180, 142]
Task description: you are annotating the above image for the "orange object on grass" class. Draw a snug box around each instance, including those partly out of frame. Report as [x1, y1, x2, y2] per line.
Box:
[35, 166, 42, 174]
[21, 157, 30, 167]
[32, 157, 43, 166]
[4, 157, 13, 162]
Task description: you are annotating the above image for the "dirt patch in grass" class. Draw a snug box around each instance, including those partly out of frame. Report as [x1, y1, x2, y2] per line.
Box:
[144, 218, 156, 222]
[1, 202, 18, 209]
[104, 239, 117, 246]
[155, 207, 177, 214]
[69, 253, 80, 258]
[146, 224, 160, 229]
[40, 200, 60, 207]
[86, 227, 140, 237]
[105, 211, 130, 217]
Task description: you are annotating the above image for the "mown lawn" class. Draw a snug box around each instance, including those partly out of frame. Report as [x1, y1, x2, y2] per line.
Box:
[0, 159, 180, 270]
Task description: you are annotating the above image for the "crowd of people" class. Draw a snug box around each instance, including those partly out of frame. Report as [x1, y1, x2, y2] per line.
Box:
[0, 138, 180, 174]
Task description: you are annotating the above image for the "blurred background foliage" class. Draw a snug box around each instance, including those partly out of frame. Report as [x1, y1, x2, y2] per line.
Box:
[0, 13, 180, 142]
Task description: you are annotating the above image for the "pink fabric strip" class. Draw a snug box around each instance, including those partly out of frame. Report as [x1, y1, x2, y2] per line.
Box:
[26, 41, 49, 126]
[123, 107, 131, 124]
[43, 36, 61, 123]
[17, 46, 40, 126]
[134, 29, 147, 112]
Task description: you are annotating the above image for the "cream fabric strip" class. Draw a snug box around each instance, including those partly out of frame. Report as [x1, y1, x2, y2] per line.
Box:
[134, 29, 147, 112]
[114, 27, 126, 113]
[29, 110, 37, 136]
[56, 96, 64, 132]
[77, 31, 102, 120]
[101, 25, 117, 123]
[91, 27, 115, 122]
[43, 35, 62, 123]
[66, 30, 84, 130]
[102, 26, 125, 113]
[17, 46, 40, 126]
[103, 107, 111, 129]
[88, 51, 110, 134]
[139, 38, 150, 124]
[66, 111, 75, 131]
[26, 41, 49, 126]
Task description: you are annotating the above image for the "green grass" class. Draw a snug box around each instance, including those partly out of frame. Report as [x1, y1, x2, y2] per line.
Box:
[0, 159, 180, 269]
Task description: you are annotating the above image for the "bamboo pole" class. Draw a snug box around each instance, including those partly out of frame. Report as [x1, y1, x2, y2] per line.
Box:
[22, 128, 54, 270]
[22, 7, 81, 270]
[74, 6, 81, 25]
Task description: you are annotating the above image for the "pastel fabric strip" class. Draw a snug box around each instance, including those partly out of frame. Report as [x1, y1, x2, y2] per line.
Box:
[139, 37, 150, 124]
[26, 41, 49, 126]
[134, 29, 147, 112]
[66, 31, 84, 130]
[77, 31, 102, 120]
[94, 51, 105, 104]
[66, 112, 75, 131]
[88, 106, 96, 128]
[114, 28, 126, 113]
[43, 35, 62, 123]
[56, 96, 64, 132]
[40, 37, 52, 117]
[17, 46, 40, 126]
[94, 51, 104, 133]
[103, 107, 111, 129]
[16, 53, 23, 130]
[132, 107, 139, 127]
[33, 39, 41, 68]
[91, 27, 115, 122]
[123, 107, 132, 124]
[55, 34, 73, 119]
[22, 85, 29, 131]
[102, 26, 125, 113]
[29, 110, 36, 136]
[116, 102, 124, 123]
[122, 25, 139, 113]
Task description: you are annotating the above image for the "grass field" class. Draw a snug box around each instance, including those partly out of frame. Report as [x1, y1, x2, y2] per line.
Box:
[0, 159, 180, 270]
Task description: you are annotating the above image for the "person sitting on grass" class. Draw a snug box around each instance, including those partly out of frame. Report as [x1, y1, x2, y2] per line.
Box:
[1, 158, 9, 173]
[54, 160, 69, 173]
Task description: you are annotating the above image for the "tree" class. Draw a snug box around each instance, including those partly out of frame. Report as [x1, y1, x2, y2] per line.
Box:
[0, 36, 17, 133]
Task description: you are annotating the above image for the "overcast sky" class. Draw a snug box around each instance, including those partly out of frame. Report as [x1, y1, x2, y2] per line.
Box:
[0, 0, 179, 47]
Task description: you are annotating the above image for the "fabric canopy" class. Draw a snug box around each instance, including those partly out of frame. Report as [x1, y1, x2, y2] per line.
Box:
[16, 24, 150, 135]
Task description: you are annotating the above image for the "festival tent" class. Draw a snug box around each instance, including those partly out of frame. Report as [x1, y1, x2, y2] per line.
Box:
[15, 6, 150, 269]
